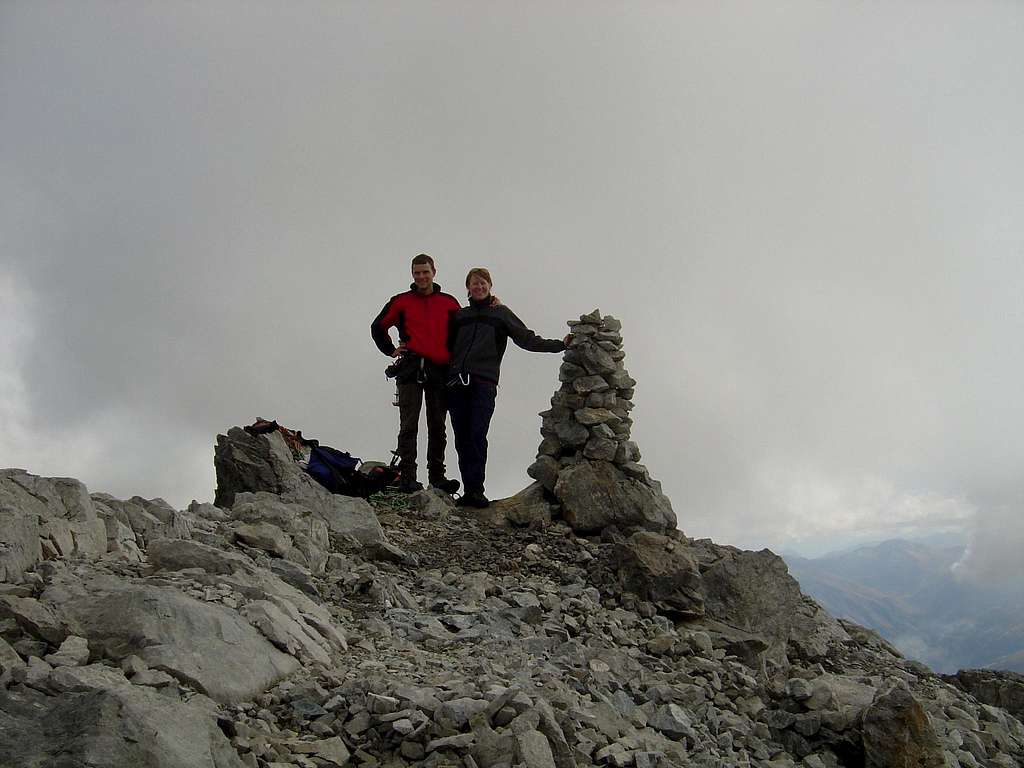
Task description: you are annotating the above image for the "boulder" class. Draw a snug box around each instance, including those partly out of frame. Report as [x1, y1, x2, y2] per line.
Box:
[514, 728, 557, 768]
[0, 678, 245, 768]
[0, 504, 41, 584]
[693, 540, 849, 667]
[839, 618, 904, 658]
[214, 427, 300, 507]
[490, 483, 554, 528]
[233, 522, 292, 557]
[803, 673, 878, 712]
[313, 494, 386, 546]
[148, 538, 256, 576]
[0, 636, 25, 678]
[241, 600, 332, 666]
[214, 428, 385, 546]
[0, 595, 68, 644]
[47, 575, 298, 703]
[100, 514, 145, 561]
[614, 532, 704, 618]
[230, 492, 331, 573]
[0, 470, 107, 578]
[43, 635, 90, 668]
[862, 685, 945, 768]
[699, 619, 769, 667]
[91, 493, 193, 547]
[202, 565, 348, 655]
[554, 460, 676, 534]
[947, 669, 1024, 721]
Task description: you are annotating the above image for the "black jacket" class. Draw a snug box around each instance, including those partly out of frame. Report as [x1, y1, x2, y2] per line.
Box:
[448, 299, 565, 384]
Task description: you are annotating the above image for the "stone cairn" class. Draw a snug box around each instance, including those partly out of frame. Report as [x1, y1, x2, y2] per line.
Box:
[527, 310, 675, 534]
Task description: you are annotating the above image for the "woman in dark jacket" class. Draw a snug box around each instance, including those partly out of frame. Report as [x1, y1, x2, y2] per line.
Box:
[447, 267, 570, 507]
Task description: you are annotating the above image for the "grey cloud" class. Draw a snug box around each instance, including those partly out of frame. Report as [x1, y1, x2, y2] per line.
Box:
[953, 500, 1024, 587]
[3, 2, 1024, 571]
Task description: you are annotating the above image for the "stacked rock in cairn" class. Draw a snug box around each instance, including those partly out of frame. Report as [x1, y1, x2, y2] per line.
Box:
[527, 310, 676, 534]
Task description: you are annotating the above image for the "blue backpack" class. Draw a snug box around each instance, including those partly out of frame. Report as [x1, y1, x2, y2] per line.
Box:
[306, 446, 366, 497]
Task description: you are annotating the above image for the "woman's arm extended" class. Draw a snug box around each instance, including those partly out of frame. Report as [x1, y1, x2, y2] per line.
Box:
[502, 308, 567, 353]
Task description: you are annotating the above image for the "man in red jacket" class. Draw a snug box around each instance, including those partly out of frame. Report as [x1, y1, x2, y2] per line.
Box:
[371, 254, 461, 493]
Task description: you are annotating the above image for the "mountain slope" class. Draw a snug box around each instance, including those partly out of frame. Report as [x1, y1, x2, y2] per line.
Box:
[785, 539, 1024, 674]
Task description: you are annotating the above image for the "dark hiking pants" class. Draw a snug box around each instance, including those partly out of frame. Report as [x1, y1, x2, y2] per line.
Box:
[397, 380, 448, 483]
[447, 378, 497, 494]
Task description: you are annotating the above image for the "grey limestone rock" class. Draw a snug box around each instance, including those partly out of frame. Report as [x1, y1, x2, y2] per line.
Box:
[527, 455, 561, 492]
[694, 541, 849, 667]
[0, 595, 68, 644]
[149, 537, 257, 576]
[537, 436, 562, 457]
[489, 482, 554, 528]
[267, 558, 321, 596]
[862, 685, 946, 768]
[8, 372, 1024, 768]
[554, 460, 676, 534]
[435, 696, 490, 733]
[213, 427, 385, 546]
[241, 600, 331, 666]
[575, 342, 618, 376]
[0, 636, 25, 678]
[43, 634, 90, 668]
[649, 703, 694, 740]
[12, 654, 52, 687]
[214, 428, 299, 508]
[0, 679, 245, 768]
[572, 375, 610, 394]
[48, 661, 131, 693]
[0, 503, 41, 585]
[606, 370, 637, 390]
[407, 488, 455, 520]
[558, 362, 586, 381]
[92, 493, 194, 548]
[285, 736, 351, 765]
[583, 436, 618, 461]
[614, 532, 704, 618]
[804, 673, 877, 713]
[614, 441, 641, 465]
[0, 469, 107, 581]
[514, 728, 558, 768]
[232, 492, 330, 558]
[234, 521, 293, 557]
[307, 494, 386, 546]
[49, 576, 299, 703]
[947, 669, 1024, 721]
[574, 407, 619, 426]
[554, 419, 590, 448]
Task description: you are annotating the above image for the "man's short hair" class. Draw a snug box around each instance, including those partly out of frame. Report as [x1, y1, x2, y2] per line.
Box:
[465, 267, 492, 287]
[411, 253, 435, 272]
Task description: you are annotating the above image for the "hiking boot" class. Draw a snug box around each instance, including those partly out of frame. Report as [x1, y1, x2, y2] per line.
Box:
[398, 478, 424, 493]
[456, 490, 489, 508]
[430, 477, 460, 495]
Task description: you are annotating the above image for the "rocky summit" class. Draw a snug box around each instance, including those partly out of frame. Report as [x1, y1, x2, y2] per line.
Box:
[2, 313, 1023, 768]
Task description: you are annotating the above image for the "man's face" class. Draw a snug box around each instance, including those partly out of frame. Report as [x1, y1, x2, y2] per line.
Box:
[411, 262, 435, 292]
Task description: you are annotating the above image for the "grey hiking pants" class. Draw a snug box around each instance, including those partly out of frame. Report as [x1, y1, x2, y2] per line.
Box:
[396, 380, 448, 483]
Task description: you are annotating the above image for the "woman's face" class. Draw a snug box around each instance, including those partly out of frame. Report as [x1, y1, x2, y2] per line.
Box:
[468, 275, 491, 301]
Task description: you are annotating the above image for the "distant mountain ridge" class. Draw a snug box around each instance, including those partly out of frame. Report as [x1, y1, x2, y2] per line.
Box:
[785, 538, 1024, 674]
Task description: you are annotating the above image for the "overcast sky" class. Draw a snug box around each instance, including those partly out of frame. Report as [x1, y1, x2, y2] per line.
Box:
[3, 2, 1023, 575]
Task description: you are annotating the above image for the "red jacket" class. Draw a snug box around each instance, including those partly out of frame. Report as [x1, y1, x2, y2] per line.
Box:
[371, 284, 461, 365]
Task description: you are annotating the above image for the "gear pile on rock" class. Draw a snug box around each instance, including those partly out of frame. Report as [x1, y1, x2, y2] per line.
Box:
[3, 320, 1024, 767]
